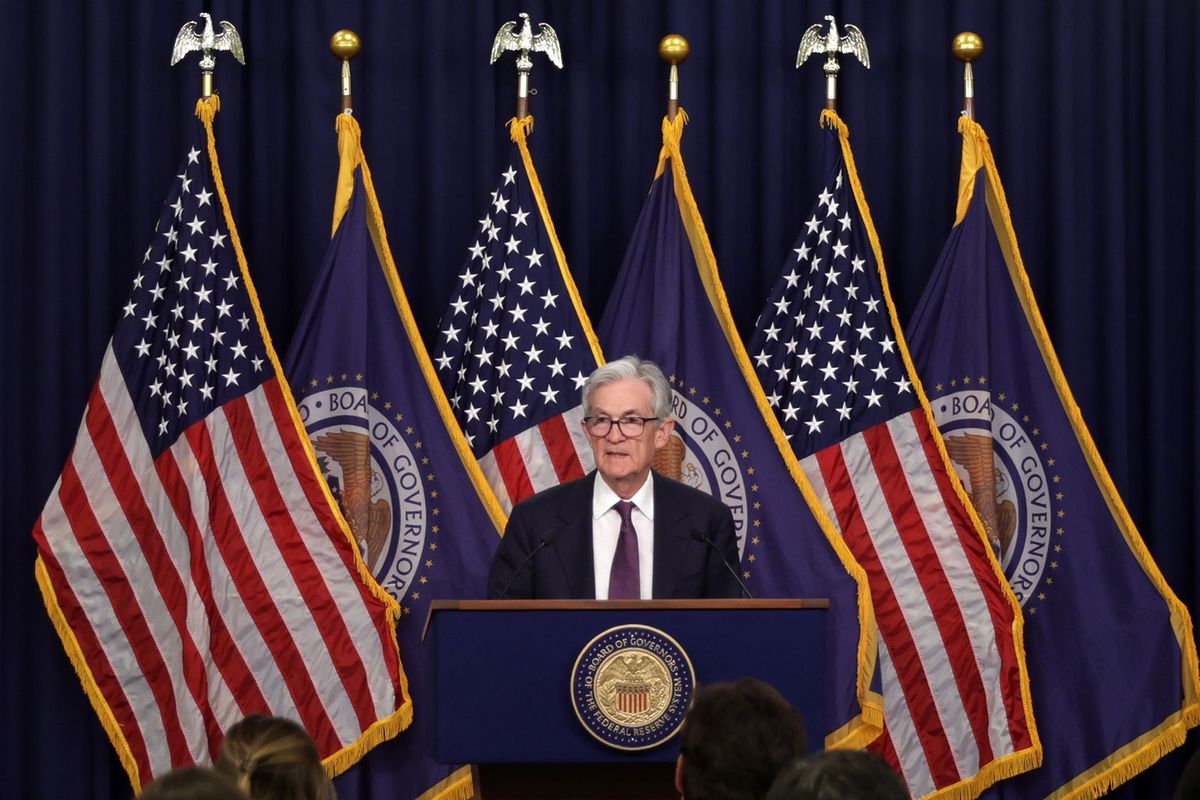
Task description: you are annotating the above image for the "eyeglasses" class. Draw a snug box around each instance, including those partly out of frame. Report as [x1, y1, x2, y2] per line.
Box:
[583, 415, 660, 438]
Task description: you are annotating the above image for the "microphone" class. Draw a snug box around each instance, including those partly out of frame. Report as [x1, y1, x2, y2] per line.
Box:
[691, 529, 754, 599]
[496, 530, 561, 599]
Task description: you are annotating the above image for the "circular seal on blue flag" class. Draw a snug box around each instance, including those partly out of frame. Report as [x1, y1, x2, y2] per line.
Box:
[294, 385, 429, 601]
[570, 625, 695, 751]
[930, 386, 1066, 614]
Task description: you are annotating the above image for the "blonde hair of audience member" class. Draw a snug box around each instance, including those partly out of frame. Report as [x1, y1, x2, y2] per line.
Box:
[138, 766, 247, 800]
[214, 715, 335, 800]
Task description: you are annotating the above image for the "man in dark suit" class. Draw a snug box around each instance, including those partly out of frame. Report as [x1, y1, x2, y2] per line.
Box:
[487, 355, 743, 599]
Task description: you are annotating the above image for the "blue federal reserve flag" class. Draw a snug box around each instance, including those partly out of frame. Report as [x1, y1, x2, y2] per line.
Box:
[285, 115, 504, 800]
[906, 117, 1200, 798]
[598, 112, 881, 748]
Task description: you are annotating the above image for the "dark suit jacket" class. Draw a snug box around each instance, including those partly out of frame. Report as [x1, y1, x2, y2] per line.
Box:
[487, 470, 743, 599]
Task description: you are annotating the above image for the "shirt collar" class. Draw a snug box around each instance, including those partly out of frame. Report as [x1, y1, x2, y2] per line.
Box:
[592, 471, 656, 521]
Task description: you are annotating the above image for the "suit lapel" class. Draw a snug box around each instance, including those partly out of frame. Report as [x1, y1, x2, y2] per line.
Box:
[652, 475, 690, 599]
[551, 472, 597, 598]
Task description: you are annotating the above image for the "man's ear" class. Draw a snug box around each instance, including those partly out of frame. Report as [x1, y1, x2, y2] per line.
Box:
[675, 753, 685, 796]
[656, 417, 676, 446]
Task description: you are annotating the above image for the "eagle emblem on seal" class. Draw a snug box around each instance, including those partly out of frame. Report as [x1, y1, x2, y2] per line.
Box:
[944, 432, 1016, 558]
[313, 429, 392, 570]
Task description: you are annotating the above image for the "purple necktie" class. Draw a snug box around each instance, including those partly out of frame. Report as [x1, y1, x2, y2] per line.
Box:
[608, 500, 640, 599]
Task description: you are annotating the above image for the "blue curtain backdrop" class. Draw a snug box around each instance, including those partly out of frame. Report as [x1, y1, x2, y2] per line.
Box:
[3, 1, 1196, 797]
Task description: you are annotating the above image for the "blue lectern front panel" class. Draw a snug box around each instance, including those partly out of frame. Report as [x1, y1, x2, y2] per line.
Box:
[427, 605, 825, 764]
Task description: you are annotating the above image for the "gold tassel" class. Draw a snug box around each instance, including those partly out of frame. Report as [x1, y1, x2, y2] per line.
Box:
[194, 95, 221, 124]
[507, 115, 535, 141]
[331, 114, 362, 236]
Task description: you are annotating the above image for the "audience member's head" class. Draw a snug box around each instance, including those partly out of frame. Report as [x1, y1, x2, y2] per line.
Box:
[765, 750, 909, 800]
[1176, 745, 1200, 800]
[138, 766, 247, 800]
[214, 715, 335, 800]
[676, 678, 808, 800]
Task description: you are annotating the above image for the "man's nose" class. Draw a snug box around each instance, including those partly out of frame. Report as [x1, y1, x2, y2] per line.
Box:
[605, 423, 627, 441]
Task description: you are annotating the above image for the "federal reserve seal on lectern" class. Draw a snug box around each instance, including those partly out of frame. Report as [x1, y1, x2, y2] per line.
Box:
[570, 625, 695, 750]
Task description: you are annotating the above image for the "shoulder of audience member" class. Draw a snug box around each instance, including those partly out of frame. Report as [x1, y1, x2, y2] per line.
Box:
[766, 750, 909, 800]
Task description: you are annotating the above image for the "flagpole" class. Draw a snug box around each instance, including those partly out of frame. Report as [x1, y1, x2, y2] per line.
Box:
[795, 15, 870, 113]
[658, 34, 690, 122]
[952, 32, 983, 120]
[490, 12, 564, 121]
[331, 29, 361, 115]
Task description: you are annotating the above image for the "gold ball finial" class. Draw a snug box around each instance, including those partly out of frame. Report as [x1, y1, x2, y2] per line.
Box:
[952, 32, 983, 63]
[330, 30, 361, 61]
[658, 34, 690, 65]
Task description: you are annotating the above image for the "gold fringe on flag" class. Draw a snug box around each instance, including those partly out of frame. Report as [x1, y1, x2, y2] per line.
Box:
[33, 556, 144, 789]
[414, 766, 476, 800]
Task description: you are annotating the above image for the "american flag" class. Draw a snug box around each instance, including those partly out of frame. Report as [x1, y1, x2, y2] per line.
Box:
[748, 113, 1037, 797]
[31, 106, 406, 790]
[434, 120, 601, 513]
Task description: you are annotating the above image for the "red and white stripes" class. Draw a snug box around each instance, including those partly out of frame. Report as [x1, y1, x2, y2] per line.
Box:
[802, 408, 1031, 797]
[33, 345, 404, 784]
[477, 403, 593, 513]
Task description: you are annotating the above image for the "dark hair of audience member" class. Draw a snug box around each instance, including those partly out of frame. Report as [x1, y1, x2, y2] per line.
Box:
[677, 678, 808, 800]
[138, 766, 247, 800]
[214, 715, 335, 800]
[765, 750, 909, 800]
[1176, 745, 1200, 800]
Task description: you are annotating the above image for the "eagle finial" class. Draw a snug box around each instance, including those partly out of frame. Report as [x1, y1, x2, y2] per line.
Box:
[171, 12, 245, 98]
[490, 12, 563, 119]
[795, 16, 869, 110]
[490, 11, 562, 69]
[796, 15, 870, 72]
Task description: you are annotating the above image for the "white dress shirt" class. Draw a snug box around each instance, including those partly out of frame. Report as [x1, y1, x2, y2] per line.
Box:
[591, 473, 656, 600]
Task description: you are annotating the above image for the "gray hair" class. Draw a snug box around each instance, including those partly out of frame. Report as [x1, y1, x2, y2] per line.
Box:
[582, 355, 674, 421]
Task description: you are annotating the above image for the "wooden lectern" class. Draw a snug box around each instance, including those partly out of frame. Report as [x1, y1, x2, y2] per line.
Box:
[423, 599, 828, 800]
